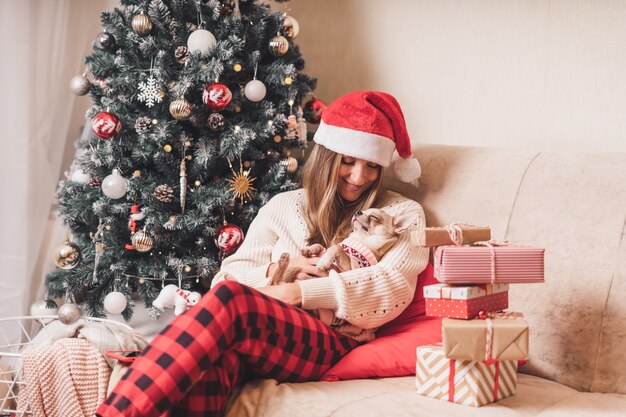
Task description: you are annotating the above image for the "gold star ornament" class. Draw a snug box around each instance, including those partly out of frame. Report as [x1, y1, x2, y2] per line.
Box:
[227, 166, 256, 204]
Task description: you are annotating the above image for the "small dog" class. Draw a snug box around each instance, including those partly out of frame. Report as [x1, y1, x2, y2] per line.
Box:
[271, 207, 416, 283]
[270, 208, 416, 340]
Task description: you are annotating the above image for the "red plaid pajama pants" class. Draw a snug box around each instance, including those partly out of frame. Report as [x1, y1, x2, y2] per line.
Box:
[96, 280, 359, 417]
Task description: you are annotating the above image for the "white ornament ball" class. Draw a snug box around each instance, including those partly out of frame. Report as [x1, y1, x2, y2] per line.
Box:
[187, 29, 217, 58]
[30, 300, 58, 317]
[102, 169, 128, 199]
[244, 79, 266, 102]
[283, 15, 300, 39]
[70, 74, 91, 96]
[104, 291, 127, 314]
[70, 168, 91, 184]
[58, 303, 82, 325]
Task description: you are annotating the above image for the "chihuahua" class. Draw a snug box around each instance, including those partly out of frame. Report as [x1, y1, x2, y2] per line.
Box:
[270, 208, 416, 340]
[272, 208, 416, 284]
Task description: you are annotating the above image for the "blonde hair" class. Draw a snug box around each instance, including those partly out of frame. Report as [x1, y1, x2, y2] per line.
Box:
[301, 144, 385, 247]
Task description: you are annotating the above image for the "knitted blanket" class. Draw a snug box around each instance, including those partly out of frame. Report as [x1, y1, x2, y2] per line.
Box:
[18, 338, 110, 417]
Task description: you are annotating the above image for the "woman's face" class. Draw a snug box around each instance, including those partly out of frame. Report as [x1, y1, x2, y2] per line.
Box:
[337, 156, 380, 202]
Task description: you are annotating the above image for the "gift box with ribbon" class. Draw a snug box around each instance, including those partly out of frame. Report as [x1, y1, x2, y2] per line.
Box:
[443, 312, 529, 362]
[424, 283, 509, 319]
[416, 224, 491, 247]
[434, 241, 545, 284]
[416, 345, 518, 407]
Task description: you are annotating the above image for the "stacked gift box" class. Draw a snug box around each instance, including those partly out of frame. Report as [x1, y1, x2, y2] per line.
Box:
[414, 224, 544, 407]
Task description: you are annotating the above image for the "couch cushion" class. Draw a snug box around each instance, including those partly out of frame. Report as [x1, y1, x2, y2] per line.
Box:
[384, 145, 539, 240]
[227, 374, 626, 417]
[503, 152, 626, 393]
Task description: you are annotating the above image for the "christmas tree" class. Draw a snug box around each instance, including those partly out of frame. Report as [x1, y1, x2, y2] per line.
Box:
[46, 0, 319, 320]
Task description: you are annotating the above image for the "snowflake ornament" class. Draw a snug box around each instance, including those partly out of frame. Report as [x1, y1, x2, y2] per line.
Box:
[137, 75, 163, 108]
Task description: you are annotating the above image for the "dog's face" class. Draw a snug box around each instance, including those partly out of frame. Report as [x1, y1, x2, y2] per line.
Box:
[350, 208, 414, 257]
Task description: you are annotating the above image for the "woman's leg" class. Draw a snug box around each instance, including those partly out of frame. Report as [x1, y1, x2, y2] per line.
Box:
[96, 281, 358, 417]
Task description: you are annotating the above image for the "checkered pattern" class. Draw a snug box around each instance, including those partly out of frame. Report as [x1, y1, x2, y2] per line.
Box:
[96, 281, 358, 417]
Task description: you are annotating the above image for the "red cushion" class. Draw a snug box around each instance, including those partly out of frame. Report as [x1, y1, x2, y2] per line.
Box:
[321, 263, 442, 381]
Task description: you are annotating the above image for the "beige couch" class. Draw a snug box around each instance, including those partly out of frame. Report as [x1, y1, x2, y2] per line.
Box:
[223, 144, 626, 416]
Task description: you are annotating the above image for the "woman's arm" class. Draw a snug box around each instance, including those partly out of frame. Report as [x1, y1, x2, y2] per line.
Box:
[297, 196, 429, 329]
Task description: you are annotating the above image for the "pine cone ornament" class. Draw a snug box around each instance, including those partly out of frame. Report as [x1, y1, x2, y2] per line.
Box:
[154, 184, 175, 202]
[174, 45, 189, 63]
[135, 116, 153, 134]
[89, 177, 102, 188]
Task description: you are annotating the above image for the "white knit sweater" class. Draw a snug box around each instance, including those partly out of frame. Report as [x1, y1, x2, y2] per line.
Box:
[212, 189, 429, 330]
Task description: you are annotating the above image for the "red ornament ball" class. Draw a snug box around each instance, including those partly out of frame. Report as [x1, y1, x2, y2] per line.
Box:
[478, 310, 488, 319]
[202, 83, 232, 111]
[92, 112, 122, 139]
[303, 97, 326, 124]
[215, 223, 244, 255]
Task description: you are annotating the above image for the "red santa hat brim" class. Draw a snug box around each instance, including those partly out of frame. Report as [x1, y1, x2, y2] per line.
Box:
[313, 120, 397, 167]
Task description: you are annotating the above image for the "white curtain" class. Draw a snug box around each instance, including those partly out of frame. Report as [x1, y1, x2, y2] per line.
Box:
[0, 0, 113, 344]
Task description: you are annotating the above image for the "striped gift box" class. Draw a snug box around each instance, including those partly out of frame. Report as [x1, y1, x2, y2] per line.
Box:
[416, 345, 518, 407]
[434, 245, 544, 284]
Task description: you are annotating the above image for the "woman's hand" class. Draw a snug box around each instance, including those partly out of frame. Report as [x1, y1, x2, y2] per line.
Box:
[256, 282, 302, 306]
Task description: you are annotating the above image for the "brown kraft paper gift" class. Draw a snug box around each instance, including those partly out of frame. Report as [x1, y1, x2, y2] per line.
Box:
[443, 313, 529, 361]
[417, 225, 491, 247]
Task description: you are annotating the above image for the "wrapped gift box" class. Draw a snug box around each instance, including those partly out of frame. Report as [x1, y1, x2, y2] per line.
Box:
[424, 283, 509, 319]
[443, 313, 529, 361]
[434, 245, 544, 284]
[417, 226, 491, 247]
[416, 345, 518, 407]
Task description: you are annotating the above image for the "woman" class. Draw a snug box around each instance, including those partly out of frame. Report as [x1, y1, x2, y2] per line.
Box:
[96, 91, 429, 417]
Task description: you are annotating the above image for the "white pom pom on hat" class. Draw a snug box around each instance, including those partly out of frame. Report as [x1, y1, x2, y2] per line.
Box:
[313, 90, 421, 182]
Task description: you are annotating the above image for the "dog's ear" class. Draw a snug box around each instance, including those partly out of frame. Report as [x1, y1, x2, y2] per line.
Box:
[393, 212, 418, 235]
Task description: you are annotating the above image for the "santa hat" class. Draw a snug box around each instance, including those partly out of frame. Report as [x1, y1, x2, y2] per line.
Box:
[313, 91, 421, 182]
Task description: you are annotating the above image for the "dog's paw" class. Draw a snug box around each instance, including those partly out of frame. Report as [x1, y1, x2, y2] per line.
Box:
[271, 253, 291, 285]
[301, 244, 325, 258]
[316, 255, 334, 271]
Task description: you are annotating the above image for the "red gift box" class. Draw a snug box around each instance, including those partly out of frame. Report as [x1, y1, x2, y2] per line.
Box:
[434, 243, 544, 284]
[424, 283, 509, 319]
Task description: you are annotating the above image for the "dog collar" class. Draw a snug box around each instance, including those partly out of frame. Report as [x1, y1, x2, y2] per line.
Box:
[340, 237, 379, 269]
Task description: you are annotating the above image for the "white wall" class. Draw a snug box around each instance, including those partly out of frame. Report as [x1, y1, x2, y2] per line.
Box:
[286, 0, 626, 153]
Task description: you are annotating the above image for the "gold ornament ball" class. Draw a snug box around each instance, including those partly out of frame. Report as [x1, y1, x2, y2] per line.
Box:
[169, 97, 192, 120]
[132, 12, 153, 35]
[186, 155, 193, 161]
[58, 303, 82, 325]
[234, 106, 241, 113]
[233, 63, 242, 72]
[283, 157, 299, 173]
[184, 265, 192, 272]
[284, 77, 293, 85]
[152, 119, 158, 125]
[139, 278, 145, 284]
[133, 170, 141, 177]
[268, 35, 289, 56]
[164, 144, 172, 153]
[243, 161, 251, 168]
[184, 140, 192, 147]
[282, 15, 300, 39]
[132, 230, 154, 253]
[273, 135, 282, 143]
[169, 215, 177, 222]
[54, 240, 81, 270]
[194, 180, 201, 187]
